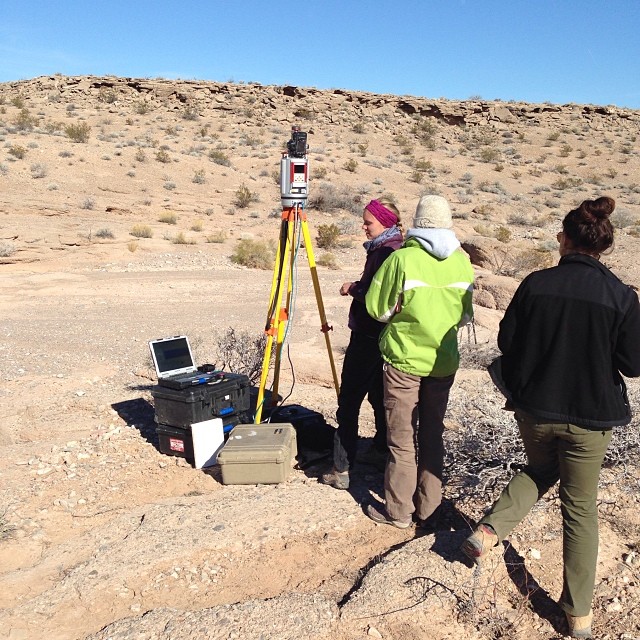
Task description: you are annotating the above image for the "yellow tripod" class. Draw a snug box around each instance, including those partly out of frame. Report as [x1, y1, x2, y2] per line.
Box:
[255, 204, 340, 423]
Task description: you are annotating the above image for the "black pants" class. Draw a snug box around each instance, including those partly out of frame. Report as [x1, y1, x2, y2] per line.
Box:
[334, 331, 387, 472]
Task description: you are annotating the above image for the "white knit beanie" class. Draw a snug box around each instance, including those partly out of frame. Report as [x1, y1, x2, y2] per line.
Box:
[413, 195, 453, 229]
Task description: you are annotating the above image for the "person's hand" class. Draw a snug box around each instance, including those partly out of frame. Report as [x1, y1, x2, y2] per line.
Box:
[340, 282, 353, 296]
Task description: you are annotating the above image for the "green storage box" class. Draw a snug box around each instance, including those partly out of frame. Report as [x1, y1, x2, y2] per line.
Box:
[217, 423, 297, 485]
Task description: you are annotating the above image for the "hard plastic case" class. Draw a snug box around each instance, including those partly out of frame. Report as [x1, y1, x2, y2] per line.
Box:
[217, 423, 297, 485]
[151, 373, 250, 427]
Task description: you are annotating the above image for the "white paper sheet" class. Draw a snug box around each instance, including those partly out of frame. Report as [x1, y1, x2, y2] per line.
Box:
[191, 418, 224, 469]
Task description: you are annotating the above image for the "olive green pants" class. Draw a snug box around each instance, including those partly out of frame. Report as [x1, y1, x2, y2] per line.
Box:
[480, 410, 612, 617]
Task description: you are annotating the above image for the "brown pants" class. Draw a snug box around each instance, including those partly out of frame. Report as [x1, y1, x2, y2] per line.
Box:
[383, 363, 455, 521]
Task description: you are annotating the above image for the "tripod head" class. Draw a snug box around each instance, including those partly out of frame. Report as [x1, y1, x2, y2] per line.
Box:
[280, 126, 309, 209]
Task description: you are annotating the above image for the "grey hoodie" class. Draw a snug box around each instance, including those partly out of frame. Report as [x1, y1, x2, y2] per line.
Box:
[405, 228, 460, 259]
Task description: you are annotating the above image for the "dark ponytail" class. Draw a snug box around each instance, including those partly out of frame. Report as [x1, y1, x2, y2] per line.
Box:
[562, 196, 615, 256]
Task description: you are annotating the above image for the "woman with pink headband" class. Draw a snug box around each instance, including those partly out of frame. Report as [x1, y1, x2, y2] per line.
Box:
[321, 197, 403, 490]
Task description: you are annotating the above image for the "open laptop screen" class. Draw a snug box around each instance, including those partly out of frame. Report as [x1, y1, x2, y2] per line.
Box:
[150, 336, 195, 377]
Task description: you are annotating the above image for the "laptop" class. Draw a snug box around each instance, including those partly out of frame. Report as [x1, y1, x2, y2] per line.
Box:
[149, 335, 219, 389]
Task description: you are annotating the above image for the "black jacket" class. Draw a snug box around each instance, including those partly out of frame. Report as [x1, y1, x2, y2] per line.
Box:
[347, 230, 403, 338]
[489, 253, 640, 429]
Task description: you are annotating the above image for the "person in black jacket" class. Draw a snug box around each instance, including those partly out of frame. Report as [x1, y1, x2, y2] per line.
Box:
[462, 196, 640, 639]
[321, 198, 403, 490]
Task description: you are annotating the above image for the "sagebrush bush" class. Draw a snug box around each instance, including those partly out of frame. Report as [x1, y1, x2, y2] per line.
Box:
[95, 228, 114, 239]
[316, 223, 340, 249]
[231, 238, 275, 269]
[130, 224, 153, 238]
[64, 121, 91, 143]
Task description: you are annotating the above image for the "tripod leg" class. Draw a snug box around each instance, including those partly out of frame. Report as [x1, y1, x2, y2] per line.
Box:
[255, 218, 292, 423]
[299, 217, 341, 397]
[272, 215, 297, 405]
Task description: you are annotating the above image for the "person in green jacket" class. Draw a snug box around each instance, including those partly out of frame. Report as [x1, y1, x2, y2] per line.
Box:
[364, 195, 474, 529]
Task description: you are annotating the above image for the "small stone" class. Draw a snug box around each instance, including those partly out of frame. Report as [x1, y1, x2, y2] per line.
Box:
[367, 626, 383, 638]
[529, 548, 541, 560]
[606, 598, 623, 613]
[76, 390, 86, 397]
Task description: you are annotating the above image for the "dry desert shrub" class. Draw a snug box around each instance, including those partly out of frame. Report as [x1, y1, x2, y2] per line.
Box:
[95, 228, 114, 239]
[316, 223, 340, 249]
[313, 164, 330, 179]
[8, 145, 27, 159]
[64, 121, 91, 143]
[192, 168, 206, 184]
[158, 212, 178, 225]
[317, 252, 338, 269]
[30, 163, 47, 178]
[231, 238, 275, 269]
[445, 383, 525, 504]
[343, 158, 358, 173]
[14, 108, 37, 130]
[211, 327, 267, 384]
[133, 100, 152, 115]
[0, 241, 16, 257]
[234, 183, 258, 208]
[206, 230, 227, 243]
[208, 148, 231, 166]
[130, 224, 153, 238]
[127, 241, 138, 252]
[308, 182, 361, 215]
[0, 509, 16, 540]
[171, 232, 196, 245]
[155, 149, 171, 163]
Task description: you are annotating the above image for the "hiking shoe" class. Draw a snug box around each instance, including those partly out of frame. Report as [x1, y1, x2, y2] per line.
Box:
[365, 503, 412, 529]
[461, 524, 499, 563]
[319, 469, 350, 490]
[566, 610, 593, 639]
[415, 505, 444, 532]
[356, 444, 388, 471]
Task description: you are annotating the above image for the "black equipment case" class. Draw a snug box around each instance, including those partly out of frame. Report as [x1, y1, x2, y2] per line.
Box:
[156, 411, 253, 463]
[265, 404, 335, 455]
[151, 372, 251, 428]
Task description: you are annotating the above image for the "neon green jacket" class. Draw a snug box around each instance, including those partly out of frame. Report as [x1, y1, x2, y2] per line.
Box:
[365, 234, 474, 377]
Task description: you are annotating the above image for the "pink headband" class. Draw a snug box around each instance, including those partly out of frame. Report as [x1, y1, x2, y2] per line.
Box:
[366, 199, 398, 228]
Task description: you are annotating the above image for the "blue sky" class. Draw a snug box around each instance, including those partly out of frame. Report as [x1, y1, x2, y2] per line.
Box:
[1, 0, 639, 108]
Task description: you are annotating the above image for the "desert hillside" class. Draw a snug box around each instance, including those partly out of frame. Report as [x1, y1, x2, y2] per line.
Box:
[1, 75, 640, 640]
